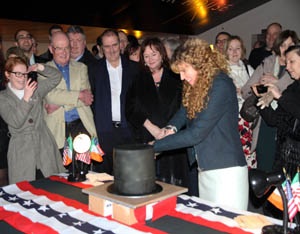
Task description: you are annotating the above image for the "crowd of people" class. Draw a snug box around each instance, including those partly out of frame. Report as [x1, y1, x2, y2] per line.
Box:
[0, 21, 299, 215]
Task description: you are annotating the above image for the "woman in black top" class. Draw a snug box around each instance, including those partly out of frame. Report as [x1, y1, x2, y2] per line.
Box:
[126, 37, 188, 187]
[257, 45, 300, 178]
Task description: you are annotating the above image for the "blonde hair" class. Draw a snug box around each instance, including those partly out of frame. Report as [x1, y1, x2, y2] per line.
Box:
[171, 38, 229, 119]
[224, 35, 246, 60]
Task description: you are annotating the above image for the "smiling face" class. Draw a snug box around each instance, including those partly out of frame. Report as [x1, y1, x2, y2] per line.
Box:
[50, 32, 71, 66]
[227, 39, 242, 65]
[215, 33, 230, 53]
[15, 30, 33, 53]
[266, 24, 281, 50]
[68, 32, 86, 60]
[102, 34, 121, 64]
[143, 45, 163, 72]
[5, 63, 28, 90]
[286, 50, 300, 80]
[177, 62, 198, 86]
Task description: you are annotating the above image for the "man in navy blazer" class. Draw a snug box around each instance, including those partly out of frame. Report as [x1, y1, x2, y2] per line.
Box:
[93, 29, 140, 174]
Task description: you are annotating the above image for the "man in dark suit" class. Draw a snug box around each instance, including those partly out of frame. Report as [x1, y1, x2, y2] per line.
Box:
[67, 25, 98, 105]
[67, 25, 98, 112]
[93, 29, 140, 174]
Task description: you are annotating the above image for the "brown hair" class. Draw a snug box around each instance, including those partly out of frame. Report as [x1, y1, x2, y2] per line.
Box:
[4, 57, 28, 86]
[273, 30, 299, 56]
[171, 38, 229, 119]
[140, 37, 170, 71]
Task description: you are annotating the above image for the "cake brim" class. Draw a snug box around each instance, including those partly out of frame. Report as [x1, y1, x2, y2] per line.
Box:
[107, 183, 163, 197]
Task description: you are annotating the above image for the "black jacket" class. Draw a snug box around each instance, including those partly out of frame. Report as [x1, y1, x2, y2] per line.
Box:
[260, 80, 300, 176]
[126, 67, 182, 143]
[78, 48, 98, 95]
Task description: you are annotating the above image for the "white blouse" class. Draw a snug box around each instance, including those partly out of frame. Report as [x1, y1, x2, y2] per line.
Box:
[229, 60, 254, 110]
[8, 82, 24, 100]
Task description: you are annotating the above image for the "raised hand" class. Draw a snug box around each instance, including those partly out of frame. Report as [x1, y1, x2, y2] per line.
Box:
[28, 63, 44, 73]
[259, 73, 277, 85]
[23, 79, 37, 102]
[264, 83, 282, 99]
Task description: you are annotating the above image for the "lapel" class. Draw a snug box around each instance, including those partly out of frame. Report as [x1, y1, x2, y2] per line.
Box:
[68, 60, 79, 91]
[120, 55, 128, 97]
[5, 88, 22, 104]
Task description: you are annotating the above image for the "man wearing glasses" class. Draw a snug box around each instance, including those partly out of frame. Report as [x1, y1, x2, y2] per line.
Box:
[214, 31, 231, 54]
[40, 32, 97, 160]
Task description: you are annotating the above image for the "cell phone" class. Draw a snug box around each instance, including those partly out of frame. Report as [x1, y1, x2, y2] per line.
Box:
[256, 85, 268, 94]
[28, 71, 37, 84]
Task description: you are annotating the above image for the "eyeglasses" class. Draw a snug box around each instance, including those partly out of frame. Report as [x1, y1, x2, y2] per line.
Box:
[52, 46, 71, 53]
[17, 34, 32, 41]
[9, 71, 28, 78]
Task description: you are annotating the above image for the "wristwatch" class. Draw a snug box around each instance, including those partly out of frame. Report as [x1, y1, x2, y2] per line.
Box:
[165, 125, 177, 133]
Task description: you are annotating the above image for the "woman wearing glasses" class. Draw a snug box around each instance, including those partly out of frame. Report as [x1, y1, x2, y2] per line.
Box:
[0, 57, 65, 184]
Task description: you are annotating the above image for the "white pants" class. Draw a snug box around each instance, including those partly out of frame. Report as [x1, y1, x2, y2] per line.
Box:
[198, 166, 249, 210]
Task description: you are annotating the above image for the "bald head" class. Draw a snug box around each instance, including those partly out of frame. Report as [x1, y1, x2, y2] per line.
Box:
[49, 31, 71, 66]
[50, 31, 68, 45]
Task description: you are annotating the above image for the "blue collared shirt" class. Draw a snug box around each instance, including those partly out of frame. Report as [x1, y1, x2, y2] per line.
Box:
[55, 61, 80, 123]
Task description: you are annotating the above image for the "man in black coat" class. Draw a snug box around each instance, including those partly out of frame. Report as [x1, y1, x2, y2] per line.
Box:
[67, 26, 98, 98]
[93, 29, 141, 174]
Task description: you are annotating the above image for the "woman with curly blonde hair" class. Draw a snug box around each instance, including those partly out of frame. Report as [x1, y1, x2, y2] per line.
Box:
[153, 38, 249, 210]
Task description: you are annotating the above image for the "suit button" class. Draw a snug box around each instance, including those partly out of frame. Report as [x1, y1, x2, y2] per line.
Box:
[28, 118, 33, 123]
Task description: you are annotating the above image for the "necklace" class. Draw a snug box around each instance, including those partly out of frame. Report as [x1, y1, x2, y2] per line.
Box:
[155, 81, 161, 87]
[153, 68, 163, 88]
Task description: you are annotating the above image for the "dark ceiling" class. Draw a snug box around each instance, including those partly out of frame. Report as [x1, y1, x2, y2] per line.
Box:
[2, 0, 271, 35]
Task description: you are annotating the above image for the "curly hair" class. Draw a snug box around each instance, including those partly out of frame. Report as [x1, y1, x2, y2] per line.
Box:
[171, 38, 229, 119]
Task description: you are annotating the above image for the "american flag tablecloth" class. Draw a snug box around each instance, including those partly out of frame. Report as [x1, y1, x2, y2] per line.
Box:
[0, 178, 282, 234]
[0, 181, 164, 234]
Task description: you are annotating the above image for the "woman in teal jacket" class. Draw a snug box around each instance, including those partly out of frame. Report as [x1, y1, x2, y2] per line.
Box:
[153, 38, 248, 210]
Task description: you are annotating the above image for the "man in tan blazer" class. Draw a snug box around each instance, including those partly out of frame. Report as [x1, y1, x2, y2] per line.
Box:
[40, 31, 97, 151]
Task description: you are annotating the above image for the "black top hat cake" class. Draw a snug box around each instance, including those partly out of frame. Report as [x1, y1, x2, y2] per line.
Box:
[108, 144, 162, 196]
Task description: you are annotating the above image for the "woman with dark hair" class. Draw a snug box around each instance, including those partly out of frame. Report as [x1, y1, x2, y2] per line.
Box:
[255, 45, 300, 179]
[124, 41, 141, 62]
[241, 30, 299, 172]
[152, 38, 248, 210]
[126, 37, 188, 187]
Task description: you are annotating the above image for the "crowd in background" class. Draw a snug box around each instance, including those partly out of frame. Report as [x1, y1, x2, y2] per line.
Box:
[0, 21, 300, 216]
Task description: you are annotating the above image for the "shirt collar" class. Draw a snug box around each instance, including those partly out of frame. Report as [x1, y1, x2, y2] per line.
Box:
[75, 52, 84, 62]
[29, 54, 35, 65]
[54, 60, 69, 70]
[106, 57, 122, 70]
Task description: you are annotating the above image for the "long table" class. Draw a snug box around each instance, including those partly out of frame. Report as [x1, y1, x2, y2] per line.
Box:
[0, 177, 280, 234]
